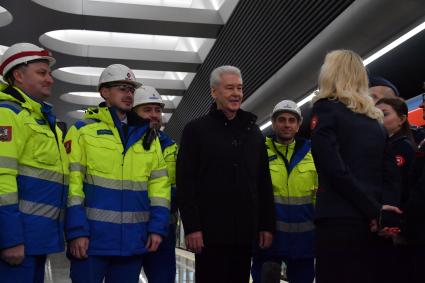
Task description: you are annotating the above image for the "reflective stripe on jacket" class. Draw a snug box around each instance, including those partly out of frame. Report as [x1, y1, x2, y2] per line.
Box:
[0, 84, 68, 255]
[159, 131, 178, 224]
[266, 136, 317, 258]
[65, 106, 170, 256]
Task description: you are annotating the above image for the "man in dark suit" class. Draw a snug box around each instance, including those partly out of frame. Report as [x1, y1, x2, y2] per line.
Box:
[177, 65, 276, 283]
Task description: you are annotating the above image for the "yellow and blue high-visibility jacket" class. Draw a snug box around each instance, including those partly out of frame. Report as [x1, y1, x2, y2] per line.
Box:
[266, 136, 317, 258]
[65, 105, 170, 255]
[0, 84, 69, 255]
[158, 131, 178, 224]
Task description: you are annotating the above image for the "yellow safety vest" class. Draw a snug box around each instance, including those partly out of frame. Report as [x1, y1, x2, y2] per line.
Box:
[65, 105, 170, 255]
[0, 83, 68, 255]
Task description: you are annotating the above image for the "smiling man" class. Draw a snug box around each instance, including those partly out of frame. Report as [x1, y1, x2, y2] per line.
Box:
[64, 64, 170, 283]
[251, 100, 317, 283]
[133, 86, 178, 283]
[177, 65, 275, 283]
[0, 43, 69, 283]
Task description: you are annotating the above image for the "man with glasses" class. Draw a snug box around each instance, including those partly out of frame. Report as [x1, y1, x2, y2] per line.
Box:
[64, 64, 170, 283]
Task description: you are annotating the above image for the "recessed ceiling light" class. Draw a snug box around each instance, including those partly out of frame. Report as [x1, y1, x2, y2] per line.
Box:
[90, 0, 225, 10]
[0, 6, 13, 28]
[57, 67, 190, 80]
[162, 95, 176, 101]
[68, 92, 101, 98]
[44, 30, 208, 52]
[0, 45, 9, 55]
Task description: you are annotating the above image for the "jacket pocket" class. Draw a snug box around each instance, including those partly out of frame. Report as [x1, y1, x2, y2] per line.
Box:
[27, 123, 59, 165]
[295, 162, 317, 195]
[269, 164, 286, 194]
[85, 135, 119, 173]
[297, 162, 316, 173]
[130, 143, 154, 179]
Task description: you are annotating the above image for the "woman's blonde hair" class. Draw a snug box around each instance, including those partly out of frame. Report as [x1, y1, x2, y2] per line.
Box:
[313, 50, 383, 122]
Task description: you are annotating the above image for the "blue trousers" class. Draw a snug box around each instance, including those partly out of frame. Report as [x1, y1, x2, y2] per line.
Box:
[69, 255, 143, 283]
[143, 225, 176, 283]
[251, 254, 315, 283]
[0, 255, 46, 283]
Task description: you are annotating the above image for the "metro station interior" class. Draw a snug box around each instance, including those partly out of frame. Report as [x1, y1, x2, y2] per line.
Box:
[1, 0, 425, 282]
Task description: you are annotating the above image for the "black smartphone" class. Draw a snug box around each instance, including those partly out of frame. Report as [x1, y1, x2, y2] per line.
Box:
[379, 209, 401, 229]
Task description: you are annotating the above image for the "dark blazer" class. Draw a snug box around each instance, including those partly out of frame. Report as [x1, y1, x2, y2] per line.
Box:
[311, 98, 400, 221]
[388, 132, 416, 206]
[405, 141, 425, 244]
[176, 105, 275, 246]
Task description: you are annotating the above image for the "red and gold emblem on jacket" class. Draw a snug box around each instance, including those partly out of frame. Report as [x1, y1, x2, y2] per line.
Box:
[395, 155, 405, 167]
[310, 115, 318, 130]
[64, 140, 72, 154]
[0, 126, 12, 142]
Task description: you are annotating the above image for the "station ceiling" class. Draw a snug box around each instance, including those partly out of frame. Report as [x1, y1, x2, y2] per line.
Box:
[0, 0, 424, 141]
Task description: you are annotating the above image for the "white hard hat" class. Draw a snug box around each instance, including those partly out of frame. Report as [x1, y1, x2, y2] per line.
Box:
[98, 64, 142, 90]
[0, 42, 55, 77]
[272, 100, 302, 121]
[133, 85, 164, 108]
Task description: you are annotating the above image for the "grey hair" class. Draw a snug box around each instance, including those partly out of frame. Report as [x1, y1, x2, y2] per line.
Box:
[210, 65, 242, 88]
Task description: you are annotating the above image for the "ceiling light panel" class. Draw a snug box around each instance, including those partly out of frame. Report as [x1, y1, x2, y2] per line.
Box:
[53, 67, 192, 89]
[95, 0, 224, 10]
[68, 110, 86, 120]
[40, 30, 210, 63]
[57, 67, 191, 80]
[0, 6, 13, 27]
[92, 0, 195, 8]
[0, 45, 9, 55]
[33, 0, 224, 24]
[61, 92, 103, 106]
[44, 30, 206, 52]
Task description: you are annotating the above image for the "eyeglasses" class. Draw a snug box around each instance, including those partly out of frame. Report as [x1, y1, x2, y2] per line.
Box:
[109, 84, 136, 94]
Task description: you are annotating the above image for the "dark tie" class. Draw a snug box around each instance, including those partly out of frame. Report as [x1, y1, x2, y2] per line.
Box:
[121, 122, 128, 141]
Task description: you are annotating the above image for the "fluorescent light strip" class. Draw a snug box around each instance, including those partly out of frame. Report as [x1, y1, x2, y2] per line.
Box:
[259, 121, 272, 131]
[260, 20, 425, 131]
[363, 21, 425, 66]
[297, 93, 317, 107]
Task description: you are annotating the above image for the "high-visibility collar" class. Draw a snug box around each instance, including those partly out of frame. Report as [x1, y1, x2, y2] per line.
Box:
[84, 105, 115, 127]
[0, 83, 45, 115]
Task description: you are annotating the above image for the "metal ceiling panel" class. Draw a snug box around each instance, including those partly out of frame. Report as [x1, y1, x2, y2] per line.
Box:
[165, 0, 354, 141]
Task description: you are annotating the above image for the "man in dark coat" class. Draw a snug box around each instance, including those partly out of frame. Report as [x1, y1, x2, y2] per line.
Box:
[176, 65, 276, 283]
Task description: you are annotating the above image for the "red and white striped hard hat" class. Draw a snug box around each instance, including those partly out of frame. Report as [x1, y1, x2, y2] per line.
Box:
[0, 42, 55, 76]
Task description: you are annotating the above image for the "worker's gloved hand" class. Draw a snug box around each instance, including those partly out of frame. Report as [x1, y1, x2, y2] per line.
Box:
[142, 128, 158, 150]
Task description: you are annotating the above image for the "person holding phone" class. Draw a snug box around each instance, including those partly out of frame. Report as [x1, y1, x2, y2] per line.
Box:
[310, 50, 402, 283]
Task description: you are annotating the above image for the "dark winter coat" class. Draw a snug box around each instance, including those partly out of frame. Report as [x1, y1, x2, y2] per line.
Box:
[176, 104, 275, 246]
[311, 98, 400, 221]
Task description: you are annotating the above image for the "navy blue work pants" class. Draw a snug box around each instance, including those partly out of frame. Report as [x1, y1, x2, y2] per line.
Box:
[143, 224, 177, 283]
[0, 254, 46, 283]
[69, 255, 143, 283]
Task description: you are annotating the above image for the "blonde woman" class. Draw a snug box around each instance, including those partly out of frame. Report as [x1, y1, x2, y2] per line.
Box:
[310, 50, 401, 283]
